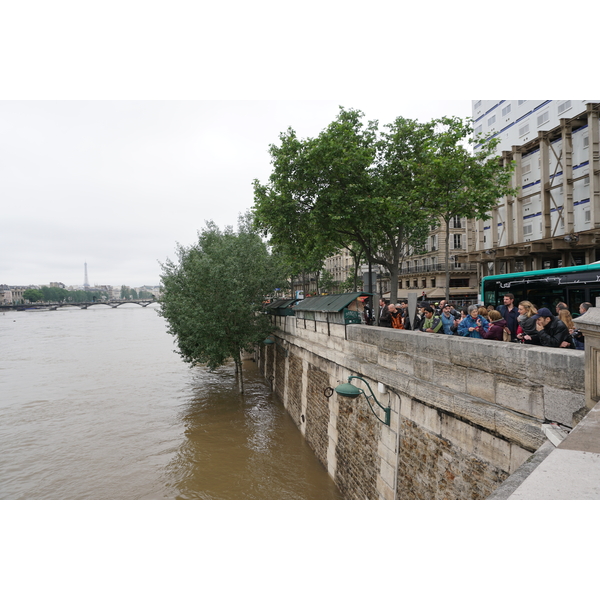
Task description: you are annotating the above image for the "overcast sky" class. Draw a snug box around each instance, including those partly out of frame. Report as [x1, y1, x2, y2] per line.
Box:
[0, 2, 583, 289]
[1, 99, 474, 288]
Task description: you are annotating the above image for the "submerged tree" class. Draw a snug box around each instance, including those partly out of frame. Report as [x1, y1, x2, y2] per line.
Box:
[159, 213, 285, 393]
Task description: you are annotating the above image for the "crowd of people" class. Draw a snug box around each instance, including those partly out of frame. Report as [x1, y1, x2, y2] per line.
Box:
[365, 294, 590, 350]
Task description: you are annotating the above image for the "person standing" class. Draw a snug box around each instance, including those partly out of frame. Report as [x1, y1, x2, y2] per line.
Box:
[497, 293, 519, 341]
[533, 308, 575, 349]
[476, 310, 506, 341]
[516, 300, 540, 345]
[388, 303, 404, 329]
[420, 305, 443, 333]
[378, 298, 391, 328]
[458, 305, 489, 339]
[440, 304, 459, 335]
[363, 298, 373, 325]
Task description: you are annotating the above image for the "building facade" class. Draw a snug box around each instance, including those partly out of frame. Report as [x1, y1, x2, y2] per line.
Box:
[462, 101, 600, 278]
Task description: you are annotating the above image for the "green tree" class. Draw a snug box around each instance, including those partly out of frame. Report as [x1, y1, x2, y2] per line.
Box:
[159, 214, 286, 393]
[253, 108, 432, 303]
[23, 289, 43, 302]
[420, 117, 515, 301]
[318, 269, 335, 294]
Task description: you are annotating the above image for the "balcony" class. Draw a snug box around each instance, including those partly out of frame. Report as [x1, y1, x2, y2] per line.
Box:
[400, 262, 477, 275]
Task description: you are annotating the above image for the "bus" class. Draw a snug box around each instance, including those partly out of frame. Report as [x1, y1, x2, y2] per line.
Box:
[481, 262, 600, 314]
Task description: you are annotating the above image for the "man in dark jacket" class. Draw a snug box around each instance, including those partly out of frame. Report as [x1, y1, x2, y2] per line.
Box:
[497, 293, 519, 341]
[378, 299, 391, 327]
[532, 307, 574, 348]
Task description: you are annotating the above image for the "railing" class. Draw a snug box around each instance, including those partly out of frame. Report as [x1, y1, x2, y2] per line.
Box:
[400, 263, 477, 275]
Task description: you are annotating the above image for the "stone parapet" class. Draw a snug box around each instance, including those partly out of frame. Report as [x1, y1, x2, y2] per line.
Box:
[262, 316, 586, 499]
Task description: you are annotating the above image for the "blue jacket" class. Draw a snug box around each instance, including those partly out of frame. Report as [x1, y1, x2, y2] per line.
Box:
[458, 315, 489, 338]
[441, 312, 458, 335]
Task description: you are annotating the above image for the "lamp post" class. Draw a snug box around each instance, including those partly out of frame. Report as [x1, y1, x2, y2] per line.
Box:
[334, 375, 391, 426]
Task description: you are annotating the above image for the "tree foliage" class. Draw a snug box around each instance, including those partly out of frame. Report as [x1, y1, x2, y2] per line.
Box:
[23, 289, 43, 302]
[420, 117, 516, 300]
[158, 214, 285, 391]
[253, 108, 433, 302]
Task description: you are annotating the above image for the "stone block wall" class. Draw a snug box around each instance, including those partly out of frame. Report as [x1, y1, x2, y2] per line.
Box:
[304, 365, 331, 468]
[259, 317, 585, 500]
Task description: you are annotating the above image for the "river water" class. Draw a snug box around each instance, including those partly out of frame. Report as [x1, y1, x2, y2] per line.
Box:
[0, 305, 342, 500]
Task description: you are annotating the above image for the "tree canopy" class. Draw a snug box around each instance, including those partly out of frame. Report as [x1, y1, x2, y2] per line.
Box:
[159, 214, 286, 391]
[253, 108, 436, 302]
[420, 117, 515, 300]
[253, 108, 515, 303]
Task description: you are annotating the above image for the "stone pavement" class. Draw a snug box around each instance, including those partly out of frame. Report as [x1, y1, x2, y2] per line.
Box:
[488, 400, 600, 500]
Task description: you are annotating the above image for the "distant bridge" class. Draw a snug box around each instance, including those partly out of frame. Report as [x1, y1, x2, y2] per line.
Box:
[1, 300, 159, 311]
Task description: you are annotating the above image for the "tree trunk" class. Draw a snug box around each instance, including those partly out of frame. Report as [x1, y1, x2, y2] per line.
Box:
[445, 217, 451, 303]
[389, 260, 400, 304]
[235, 353, 244, 394]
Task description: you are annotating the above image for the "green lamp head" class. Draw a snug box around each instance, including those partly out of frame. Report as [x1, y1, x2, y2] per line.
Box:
[335, 381, 363, 398]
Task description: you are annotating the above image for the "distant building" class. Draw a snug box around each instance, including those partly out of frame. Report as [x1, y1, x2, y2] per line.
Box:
[0, 285, 25, 304]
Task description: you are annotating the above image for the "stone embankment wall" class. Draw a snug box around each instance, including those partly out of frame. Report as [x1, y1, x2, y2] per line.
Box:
[259, 316, 585, 500]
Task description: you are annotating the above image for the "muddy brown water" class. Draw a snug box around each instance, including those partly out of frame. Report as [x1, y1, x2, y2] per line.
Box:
[0, 306, 341, 499]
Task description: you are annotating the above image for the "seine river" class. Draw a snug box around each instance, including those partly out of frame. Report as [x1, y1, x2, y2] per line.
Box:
[0, 305, 342, 500]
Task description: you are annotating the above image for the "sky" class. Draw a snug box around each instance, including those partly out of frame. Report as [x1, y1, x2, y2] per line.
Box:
[1, 3, 584, 290]
[1, 99, 473, 288]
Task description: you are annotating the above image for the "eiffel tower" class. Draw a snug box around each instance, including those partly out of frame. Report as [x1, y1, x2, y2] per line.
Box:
[84, 262, 90, 289]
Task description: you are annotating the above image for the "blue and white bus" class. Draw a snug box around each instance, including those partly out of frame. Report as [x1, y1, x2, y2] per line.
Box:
[481, 262, 600, 313]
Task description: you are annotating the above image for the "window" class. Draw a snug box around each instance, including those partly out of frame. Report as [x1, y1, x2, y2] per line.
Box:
[522, 162, 531, 174]
[474, 100, 482, 110]
[421, 279, 426, 288]
[474, 125, 483, 136]
[537, 111, 549, 127]
[453, 216, 462, 228]
[585, 209, 591, 223]
[584, 175, 590, 186]
[431, 278, 436, 288]
[450, 278, 470, 288]
[413, 280, 418, 288]
[502, 104, 512, 117]
[488, 114, 496, 126]
[523, 223, 533, 236]
[453, 233, 462, 249]
[584, 135, 589, 148]
[518, 100, 527, 106]
[399, 280, 403, 289]
[557, 101, 572, 115]
[519, 123, 530, 137]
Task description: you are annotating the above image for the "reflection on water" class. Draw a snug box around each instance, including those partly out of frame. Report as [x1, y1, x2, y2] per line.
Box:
[0, 306, 342, 500]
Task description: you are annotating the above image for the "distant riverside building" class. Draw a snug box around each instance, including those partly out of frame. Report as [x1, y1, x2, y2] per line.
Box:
[0, 285, 25, 304]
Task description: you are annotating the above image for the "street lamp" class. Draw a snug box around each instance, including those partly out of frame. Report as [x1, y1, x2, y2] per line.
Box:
[334, 375, 391, 426]
[263, 336, 288, 356]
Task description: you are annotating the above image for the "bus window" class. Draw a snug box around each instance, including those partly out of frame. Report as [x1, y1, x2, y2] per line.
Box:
[567, 289, 587, 313]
